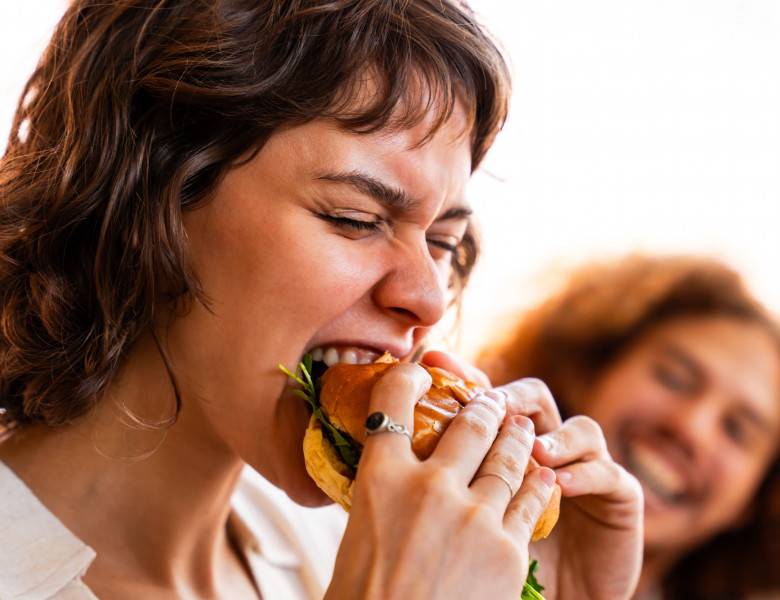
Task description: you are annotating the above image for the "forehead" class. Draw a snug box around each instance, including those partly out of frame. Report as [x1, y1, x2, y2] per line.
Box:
[260, 103, 473, 213]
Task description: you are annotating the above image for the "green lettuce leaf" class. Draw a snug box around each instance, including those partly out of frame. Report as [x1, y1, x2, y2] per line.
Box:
[521, 559, 546, 600]
[279, 355, 360, 468]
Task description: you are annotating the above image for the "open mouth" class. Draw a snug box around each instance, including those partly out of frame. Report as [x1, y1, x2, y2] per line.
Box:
[309, 346, 384, 367]
[623, 441, 692, 505]
[305, 345, 394, 379]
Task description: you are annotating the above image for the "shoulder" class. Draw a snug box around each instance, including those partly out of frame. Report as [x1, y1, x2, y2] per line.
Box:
[0, 460, 97, 600]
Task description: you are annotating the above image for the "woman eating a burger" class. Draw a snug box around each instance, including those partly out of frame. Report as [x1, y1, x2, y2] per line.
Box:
[479, 253, 780, 600]
[0, 1, 642, 599]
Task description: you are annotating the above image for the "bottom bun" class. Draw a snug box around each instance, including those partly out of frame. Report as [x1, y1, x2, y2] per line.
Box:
[302, 414, 355, 511]
[530, 468, 561, 541]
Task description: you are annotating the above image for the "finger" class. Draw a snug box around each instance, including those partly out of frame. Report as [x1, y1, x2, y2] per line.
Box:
[533, 415, 610, 468]
[555, 459, 641, 503]
[469, 415, 536, 511]
[420, 349, 492, 389]
[495, 378, 563, 434]
[504, 467, 557, 540]
[361, 363, 431, 461]
[427, 390, 506, 478]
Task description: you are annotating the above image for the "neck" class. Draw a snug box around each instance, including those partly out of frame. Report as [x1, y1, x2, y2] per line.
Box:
[0, 331, 247, 591]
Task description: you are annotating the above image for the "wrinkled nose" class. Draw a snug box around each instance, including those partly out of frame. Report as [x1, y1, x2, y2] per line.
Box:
[372, 241, 448, 329]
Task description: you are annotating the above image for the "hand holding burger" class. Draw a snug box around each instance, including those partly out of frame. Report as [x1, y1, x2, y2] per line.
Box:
[302, 354, 561, 542]
[284, 353, 560, 599]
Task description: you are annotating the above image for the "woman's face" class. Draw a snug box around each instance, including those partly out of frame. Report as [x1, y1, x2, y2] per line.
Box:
[582, 316, 780, 559]
[163, 106, 473, 504]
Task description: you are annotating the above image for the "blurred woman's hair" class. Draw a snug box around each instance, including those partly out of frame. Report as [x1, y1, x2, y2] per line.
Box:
[0, 0, 509, 432]
[478, 253, 780, 599]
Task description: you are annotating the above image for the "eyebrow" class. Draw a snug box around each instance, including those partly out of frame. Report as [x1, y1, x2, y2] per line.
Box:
[315, 170, 473, 222]
[316, 170, 417, 211]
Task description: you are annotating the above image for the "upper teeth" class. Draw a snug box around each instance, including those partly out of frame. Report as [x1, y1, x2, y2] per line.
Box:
[309, 346, 377, 366]
[628, 443, 688, 501]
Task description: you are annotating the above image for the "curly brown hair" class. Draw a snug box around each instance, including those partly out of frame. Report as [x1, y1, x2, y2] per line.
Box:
[478, 253, 780, 600]
[0, 0, 510, 432]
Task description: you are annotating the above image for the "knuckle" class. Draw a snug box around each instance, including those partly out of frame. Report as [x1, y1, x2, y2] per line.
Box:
[458, 404, 500, 440]
[602, 457, 624, 482]
[515, 377, 555, 407]
[377, 363, 432, 396]
[518, 377, 553, 398]
[506, 419, 535, 448]
[527, 480, 551, 509]
[462, 499, 496, 528]
[506, 501, 539, 535]
[566, 414, 604, 438]
[485, 450, 525, 478]
[422, 465, 460, 498]
[500, 377, 559, 415]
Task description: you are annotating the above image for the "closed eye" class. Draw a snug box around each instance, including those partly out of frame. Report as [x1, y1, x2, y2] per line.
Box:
[318, 213, 382, 233]
[723, 414, 750, 446]
[652, 362, 697, 394]
[427, 238, 459, 254]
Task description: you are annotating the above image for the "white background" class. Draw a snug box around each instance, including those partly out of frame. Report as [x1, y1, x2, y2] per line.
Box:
[2, 1, 779, 359]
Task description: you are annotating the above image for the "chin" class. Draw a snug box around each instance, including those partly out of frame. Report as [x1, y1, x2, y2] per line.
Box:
[278, 461, 337, 508]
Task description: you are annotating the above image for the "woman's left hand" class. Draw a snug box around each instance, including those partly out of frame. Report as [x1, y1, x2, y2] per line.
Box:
[528, 414, 644, 600]
[422, 351, 644, 600]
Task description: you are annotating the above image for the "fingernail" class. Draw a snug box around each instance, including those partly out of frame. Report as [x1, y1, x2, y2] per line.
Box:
[556, 470, 572, 485]
[483, 390, 507, 408]
[472, 391, 506, 417]
[540, 468, 557, 487]
[536, 435, 553, 451]
[513, 415, 535, 433]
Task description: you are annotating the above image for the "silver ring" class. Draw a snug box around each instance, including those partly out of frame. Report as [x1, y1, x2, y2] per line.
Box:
[365, 411, 412, 442]
[473, 472, 515, 498]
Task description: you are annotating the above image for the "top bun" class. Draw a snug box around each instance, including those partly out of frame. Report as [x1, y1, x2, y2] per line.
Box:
[318, 359, 478, 461]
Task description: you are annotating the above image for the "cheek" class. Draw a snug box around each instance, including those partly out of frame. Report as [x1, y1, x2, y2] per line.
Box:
[298, 242, 389, 312]
[717, 448, 772, 503]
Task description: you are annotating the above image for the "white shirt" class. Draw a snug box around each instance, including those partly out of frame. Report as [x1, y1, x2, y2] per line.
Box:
[0, 461, 347, 600]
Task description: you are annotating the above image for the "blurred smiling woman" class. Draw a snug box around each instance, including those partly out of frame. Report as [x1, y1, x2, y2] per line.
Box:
[479, 253, 780, 600]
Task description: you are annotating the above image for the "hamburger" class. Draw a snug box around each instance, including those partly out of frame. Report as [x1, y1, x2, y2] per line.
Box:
[283, 353, 561, 540]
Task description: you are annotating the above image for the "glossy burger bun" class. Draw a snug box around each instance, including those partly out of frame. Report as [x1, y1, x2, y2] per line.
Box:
[302, 357, 561, 540]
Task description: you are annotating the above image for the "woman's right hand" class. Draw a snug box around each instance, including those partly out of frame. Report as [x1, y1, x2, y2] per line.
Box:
[325, 363, 558, 600]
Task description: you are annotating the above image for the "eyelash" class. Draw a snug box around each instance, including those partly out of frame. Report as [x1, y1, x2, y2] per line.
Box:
[319, 214, 382, 232]
[428, 239, 459, 254]
[653, 363, 695, 393]
[723, 415, 749, 446]
[320, 214, 460, 255]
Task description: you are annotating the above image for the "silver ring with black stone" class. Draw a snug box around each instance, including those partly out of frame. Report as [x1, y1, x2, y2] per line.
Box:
[365, 411, 412, 442]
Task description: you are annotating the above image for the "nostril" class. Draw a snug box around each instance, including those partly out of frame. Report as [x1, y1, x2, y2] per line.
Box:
[389, 306, 417, 320]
